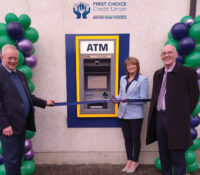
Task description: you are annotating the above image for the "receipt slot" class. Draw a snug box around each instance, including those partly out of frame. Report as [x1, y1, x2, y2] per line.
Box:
[76, 36, 119, 117]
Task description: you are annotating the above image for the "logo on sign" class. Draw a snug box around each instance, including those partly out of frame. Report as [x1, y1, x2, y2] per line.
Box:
[73, 2, 90, 19]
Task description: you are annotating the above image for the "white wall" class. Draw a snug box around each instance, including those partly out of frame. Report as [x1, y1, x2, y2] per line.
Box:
[197, 0, 200, 15]
[0, 0, 198, 164]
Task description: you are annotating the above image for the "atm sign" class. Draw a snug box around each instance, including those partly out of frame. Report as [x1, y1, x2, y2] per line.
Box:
[80, 40, 114, 54]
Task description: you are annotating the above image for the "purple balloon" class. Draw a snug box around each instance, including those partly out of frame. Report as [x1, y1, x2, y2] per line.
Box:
[24, 149, 34, 160]
[0, 154, 3, 165]
[196, 67, 200, 79]
[17, 39, 33, 55]
[171, 22, 188, 40]
[178, 37, 196, 55]
[190, 127, 197, 140]
[24, 138, 32, 153]
[176, 54, 184, 64]
[7, 22, 24, 40]
[190, 116, 200, 128]
[25, 55, 37, 68]
[198, 79, 200, 89]
[185, 18, 194, 28]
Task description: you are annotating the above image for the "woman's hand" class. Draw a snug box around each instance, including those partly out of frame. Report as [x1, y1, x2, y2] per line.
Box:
[120, 98, 128, 103]
[111, 96, 118, 104]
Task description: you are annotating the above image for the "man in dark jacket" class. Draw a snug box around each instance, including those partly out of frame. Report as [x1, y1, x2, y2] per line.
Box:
[146, 44, 199, 175]
[0, 44, 55, 175]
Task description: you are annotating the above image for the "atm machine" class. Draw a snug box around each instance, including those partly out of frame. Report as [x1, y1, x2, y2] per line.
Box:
[75, 35, 119, 117]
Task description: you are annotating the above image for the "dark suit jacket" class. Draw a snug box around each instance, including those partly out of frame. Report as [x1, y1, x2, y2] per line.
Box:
[146, 63, 199, 149]
[0, 64, 47, 135]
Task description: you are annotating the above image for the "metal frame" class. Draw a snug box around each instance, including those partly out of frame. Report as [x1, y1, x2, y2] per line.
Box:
[190, 0, 197, 18]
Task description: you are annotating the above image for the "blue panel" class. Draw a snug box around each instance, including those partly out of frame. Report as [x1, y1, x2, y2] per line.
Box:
[119, 34, 130, 79]
[65, 34, 129, 127]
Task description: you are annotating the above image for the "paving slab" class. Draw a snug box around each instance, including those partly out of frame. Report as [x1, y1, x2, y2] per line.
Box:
[33, 164, 200, 175]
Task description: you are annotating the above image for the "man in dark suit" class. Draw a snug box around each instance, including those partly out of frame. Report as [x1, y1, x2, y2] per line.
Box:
[146, 44, 199, 175]
[0, 44, 55, 175]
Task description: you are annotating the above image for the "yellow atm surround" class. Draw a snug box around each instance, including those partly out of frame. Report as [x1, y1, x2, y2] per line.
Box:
[75, 35, 119, 118]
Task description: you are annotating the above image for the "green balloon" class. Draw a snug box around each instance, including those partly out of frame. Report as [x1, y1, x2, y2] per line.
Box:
[0, 23, 7, 36]
[28, 80, 35, 93]
[186, 161, 198, 173]
[189, 23, 200, 43]
[192, 103, 200, 116]
[0, 164, 6, 175]
[0, 140, 2, 154]
[181, 16, 193, 23]
[24, 27, 39, 43]
[164, 39, 179, 50]
[17, 65, 33, 81]
[184, 51, 200, 69]
[189, 138, 200, 151]
[183, 64, 190, 67]
[190, 115, 196, 118]
[26, 130, 35, 139]
[193, 105, 200, 116]
[168, 31, 172, 39]
[185, 149, 196, 165]
[196, 138, 200, 147]
[17, 51, 24, 67]
[5, 13, 18, 24]
[194, 15, 200, 24]
[154, 157, 162, 171]
[21, 165, 27, 175]
[0, 35, 16, 50]
[31, 46, 35, 55]
[171, 168, 175, 175]
[21, 160, 35, 175]
[18, 14, 31, 29]
[194, 42, 200, 52]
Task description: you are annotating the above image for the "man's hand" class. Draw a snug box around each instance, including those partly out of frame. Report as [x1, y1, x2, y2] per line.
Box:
[3, 126, 13, 136]
[46, 100, 55, 106]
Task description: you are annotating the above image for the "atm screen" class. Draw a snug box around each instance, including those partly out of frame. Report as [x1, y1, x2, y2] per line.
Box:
[87, 75, 107, 89]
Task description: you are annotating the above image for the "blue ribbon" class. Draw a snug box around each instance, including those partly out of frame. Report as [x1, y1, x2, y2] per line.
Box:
[54, 99, 151, 106]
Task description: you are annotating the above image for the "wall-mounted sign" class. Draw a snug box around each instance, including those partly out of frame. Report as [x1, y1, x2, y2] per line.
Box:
[80, 40, 114, 54]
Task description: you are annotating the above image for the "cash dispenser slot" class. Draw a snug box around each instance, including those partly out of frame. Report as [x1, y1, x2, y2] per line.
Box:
[88, 103, 107, 109]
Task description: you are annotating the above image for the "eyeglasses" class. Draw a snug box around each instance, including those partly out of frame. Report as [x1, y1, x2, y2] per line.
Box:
[161, 51, 173, 56]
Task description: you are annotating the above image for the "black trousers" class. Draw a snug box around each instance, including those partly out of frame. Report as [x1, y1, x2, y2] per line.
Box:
[120, 118, 143, 162]
[0, 132, 25, 175]
[156, 111, 186, 175]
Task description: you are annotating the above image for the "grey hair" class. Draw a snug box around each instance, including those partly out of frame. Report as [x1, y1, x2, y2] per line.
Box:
[2, 44, 18, 57]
